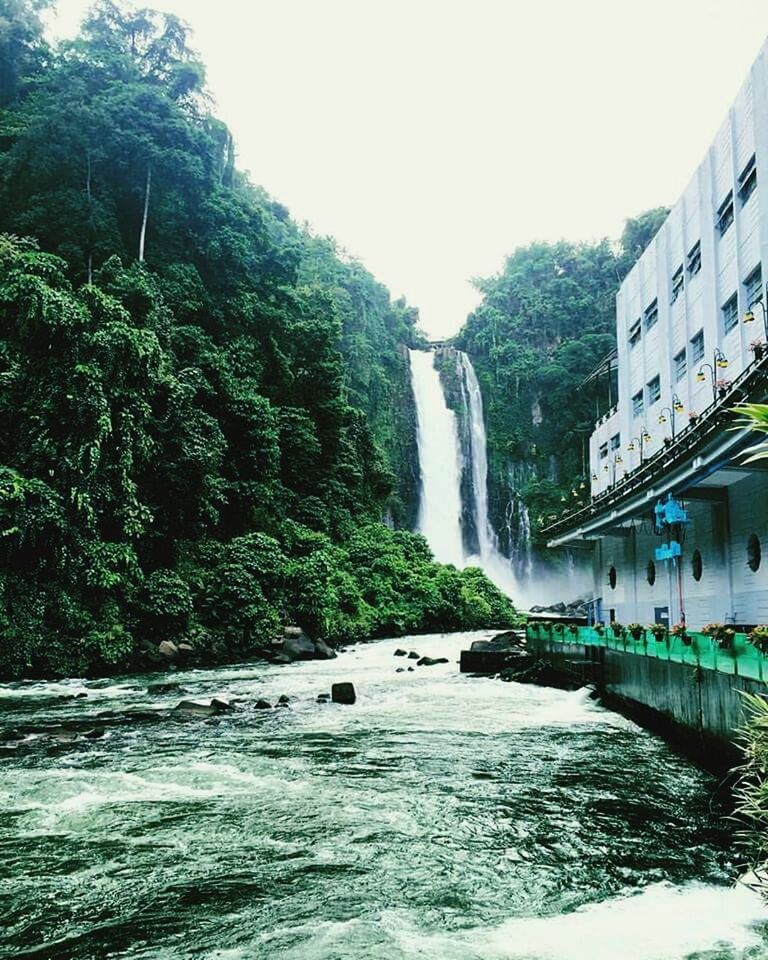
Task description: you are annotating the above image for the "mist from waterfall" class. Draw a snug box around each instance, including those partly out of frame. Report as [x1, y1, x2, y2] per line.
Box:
[409, 348, 522, 602]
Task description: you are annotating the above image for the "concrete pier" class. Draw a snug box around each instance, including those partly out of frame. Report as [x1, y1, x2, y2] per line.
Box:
[527, 634, 765, 772]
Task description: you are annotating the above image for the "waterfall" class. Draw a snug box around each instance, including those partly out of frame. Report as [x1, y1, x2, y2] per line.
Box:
[408, 348, 465, 566]
[409, 348, 521, 600]
[457, 352, 499, 562]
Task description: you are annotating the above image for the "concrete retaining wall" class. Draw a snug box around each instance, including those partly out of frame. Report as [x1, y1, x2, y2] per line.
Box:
[528, 635, 765, 772]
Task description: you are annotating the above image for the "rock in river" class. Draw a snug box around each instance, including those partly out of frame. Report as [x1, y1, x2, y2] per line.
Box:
[174, 698, 232, 717]
[417, 656, 449, 667]
[331, 682, 356, 705]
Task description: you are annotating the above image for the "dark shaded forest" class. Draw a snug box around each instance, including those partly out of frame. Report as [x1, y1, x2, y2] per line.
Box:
[0, 0, 519, 678]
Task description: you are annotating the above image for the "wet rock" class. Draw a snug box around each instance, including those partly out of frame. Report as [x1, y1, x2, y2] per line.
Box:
[317, 693, 331, 703]
[147, 681, 183, 695]
[407, 667, 414, 672]
[272, 653, 293, 664]
[0, 729, 21, 742]
[417, 657, 449, 667]
[277, 694, 291, 704]
[177, 643, 194, 654]
[254, 699, 272, 710]
[394, 649, 408, 657]
[331, 682, 356, 705]
[314, 639, 337, 660]
[158, 640, 179, 659]
[283, 634, 317, 661]
[407, 651, 419, 660]
[283, 625, 304, 638]
[83, 728, 106, 740]
[173, 698, 232, 717]
[395, 667, 406, 673]
[0, 744, 19, 757]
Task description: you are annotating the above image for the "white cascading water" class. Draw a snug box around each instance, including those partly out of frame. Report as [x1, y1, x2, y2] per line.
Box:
[408, 348, 465, 566]
[409, 348, 522, 601]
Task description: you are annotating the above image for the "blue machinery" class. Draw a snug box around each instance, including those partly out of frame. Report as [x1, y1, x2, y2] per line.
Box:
[653, 494, 689, 623]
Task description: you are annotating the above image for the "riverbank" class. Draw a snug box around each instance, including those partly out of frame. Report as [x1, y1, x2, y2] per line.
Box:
[1, 630, 767, 958]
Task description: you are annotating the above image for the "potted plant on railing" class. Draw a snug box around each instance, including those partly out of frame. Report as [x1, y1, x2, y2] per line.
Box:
[670, 622, 691, 645]
[610, 620, 625, 640]
[748, 625, 768, 655]
[553, 622, 565, 636]
[567, 623, 579, 637]
[649, 623, 668, 644]
[702, 622, 736, 651]
[716, 378, 732, 399]
[594, 621, 605, 636]
[628, 622, 644, 641]
[750, 339, 767, 361]
[688, 411, 699, 425]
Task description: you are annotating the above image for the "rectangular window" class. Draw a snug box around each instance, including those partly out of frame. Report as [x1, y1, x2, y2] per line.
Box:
[674, 349, 687, 382]
[610, 433, 621, 451]
[643, 298, 659, 331]
[599, 442, 608, 460]
[739, 154, 757, 206]
[628, 318, 641, 348]
[632, 390, 644, 418]
[687, 241, 701, 276]
[646, 374, 661, 406]
[690, 329, 705, 364]
[671, 266, 684, 304]
[722, 293, 739, 334]
[717, 191, 734, 236]
[745, 264, 763, 307]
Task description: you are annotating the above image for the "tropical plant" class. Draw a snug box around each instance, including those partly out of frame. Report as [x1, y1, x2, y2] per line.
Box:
[732, 403, 768, 463]
[748, 625, 768, 655]
[702, 622, 736, 650]
[628, 622, 644, 640]
[648, 623, 667, 643]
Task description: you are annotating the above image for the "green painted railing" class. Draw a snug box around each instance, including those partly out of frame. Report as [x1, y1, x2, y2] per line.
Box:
[526, 623, 767, 683]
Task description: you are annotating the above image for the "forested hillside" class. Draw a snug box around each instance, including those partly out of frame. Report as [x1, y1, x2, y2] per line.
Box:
[455, 209, 668, 562]
[0, 0, 517, 678]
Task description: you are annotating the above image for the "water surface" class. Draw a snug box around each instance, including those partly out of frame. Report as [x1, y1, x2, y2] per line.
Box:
[0, 631, 766, 959]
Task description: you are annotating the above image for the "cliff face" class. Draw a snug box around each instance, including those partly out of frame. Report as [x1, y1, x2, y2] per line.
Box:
[452, 213, 670, 576]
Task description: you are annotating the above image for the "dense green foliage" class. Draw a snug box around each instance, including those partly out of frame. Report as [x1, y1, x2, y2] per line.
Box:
[455, 209, 669, 548]
[734, 693, 768, 887]
[0, 0, 517, 678]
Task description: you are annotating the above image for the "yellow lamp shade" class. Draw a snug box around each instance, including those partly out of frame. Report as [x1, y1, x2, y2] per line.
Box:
[627, 442, 635, 451]
[744, 310, 756, 324]
[658, 413, 667, 424]
[674, 401, 684, 412]
[615, 455, 623, 464]
[696, 371, 706, 382]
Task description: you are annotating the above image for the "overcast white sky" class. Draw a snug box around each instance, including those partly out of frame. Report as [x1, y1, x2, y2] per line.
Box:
[50, 1, 768, 339]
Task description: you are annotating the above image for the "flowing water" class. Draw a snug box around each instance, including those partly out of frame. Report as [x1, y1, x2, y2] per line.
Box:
[409, 348, 522, 599]
[409, 348, 464, 566]
[1, 631, 767, 959]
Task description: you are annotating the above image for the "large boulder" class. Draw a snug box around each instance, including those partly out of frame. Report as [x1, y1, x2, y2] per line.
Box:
[331, 682, 356, 705]
[394, 649, 408, 657]
[283, 634, 317, 661]
[407, 651, 420, 660]
[173, 698, 232, 717]
[313, 639, 337, 660]
[158, 640, 179, 659]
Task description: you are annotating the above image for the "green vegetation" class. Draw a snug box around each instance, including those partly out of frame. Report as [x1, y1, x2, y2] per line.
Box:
[735, 693, 768, 888]
[455, 210, 669, 551]
[0, 0, 518, 678]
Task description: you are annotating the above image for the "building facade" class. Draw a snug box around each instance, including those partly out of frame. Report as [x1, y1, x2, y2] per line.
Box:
[546, 40, 768, 630]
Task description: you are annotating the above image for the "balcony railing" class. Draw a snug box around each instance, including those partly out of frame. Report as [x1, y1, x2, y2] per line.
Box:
[527, 622, 767, 682]
[542, 350, 768, 540]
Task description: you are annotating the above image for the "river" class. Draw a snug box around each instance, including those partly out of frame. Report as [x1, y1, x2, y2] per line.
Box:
[1, 631, 766, 959]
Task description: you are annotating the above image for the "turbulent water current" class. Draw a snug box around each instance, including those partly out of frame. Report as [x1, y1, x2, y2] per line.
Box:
[1, 632, 767, 959]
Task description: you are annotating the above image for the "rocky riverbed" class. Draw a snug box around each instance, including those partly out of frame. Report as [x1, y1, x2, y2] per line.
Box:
[0, 630, 766, 959]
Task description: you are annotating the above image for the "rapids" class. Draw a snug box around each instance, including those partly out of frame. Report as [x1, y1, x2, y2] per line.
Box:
[0, 631, 766, 959]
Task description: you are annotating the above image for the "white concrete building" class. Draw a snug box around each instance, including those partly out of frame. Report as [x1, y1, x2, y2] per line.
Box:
[547, 40, 768, 631]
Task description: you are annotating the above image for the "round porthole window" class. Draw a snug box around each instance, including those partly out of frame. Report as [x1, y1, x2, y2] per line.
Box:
[748, 534, 762, 573]
[647, 560, 656, 586]
[692, 549, 703, 582]
[609, 566, 617, 590]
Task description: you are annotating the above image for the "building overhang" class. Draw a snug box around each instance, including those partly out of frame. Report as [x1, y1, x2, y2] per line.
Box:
[544, 353, 768, 548]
